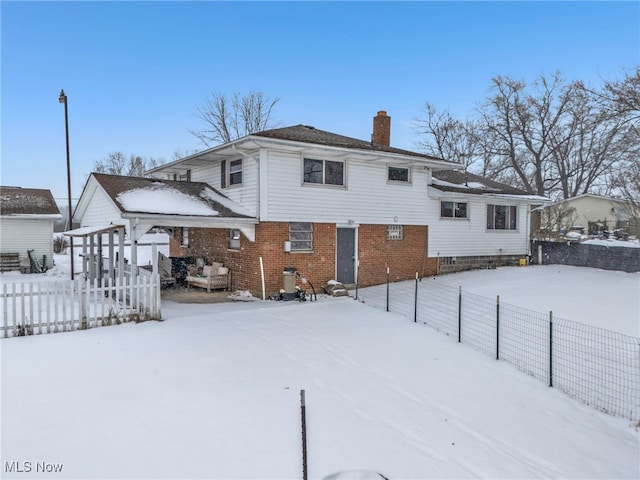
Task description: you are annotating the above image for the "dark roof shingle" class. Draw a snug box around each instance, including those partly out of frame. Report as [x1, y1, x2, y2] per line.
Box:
[431, 170, 531, 196]
[254, 124, 449, 162]
[0, 187, 61, 215]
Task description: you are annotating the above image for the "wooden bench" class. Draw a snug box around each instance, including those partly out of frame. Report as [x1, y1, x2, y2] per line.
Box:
[186, 272, 231, 292]
[186, 264, 231, 292]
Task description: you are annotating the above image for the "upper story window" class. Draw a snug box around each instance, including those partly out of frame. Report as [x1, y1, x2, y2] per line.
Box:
[181, 227, 189, 247]
[487, 204, 517, 230]
[221, 159, 243, 188]
[441, 201, 468, 219]
[388, 166, 410, 183]
[303, 158, 344, 186]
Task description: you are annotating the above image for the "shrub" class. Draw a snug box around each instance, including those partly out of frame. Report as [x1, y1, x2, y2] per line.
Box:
[53, 235, 69, 254]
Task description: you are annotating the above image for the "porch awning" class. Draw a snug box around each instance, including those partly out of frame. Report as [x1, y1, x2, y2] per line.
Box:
[62, 224, 126, 237]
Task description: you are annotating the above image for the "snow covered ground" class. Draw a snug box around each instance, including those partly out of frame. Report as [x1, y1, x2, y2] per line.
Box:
[1, 259, 639, 479]
[422, 265, 640, 337]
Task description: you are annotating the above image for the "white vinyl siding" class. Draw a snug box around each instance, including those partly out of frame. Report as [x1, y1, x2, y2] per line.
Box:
[79, 188, 122, 226]
[189, 159, 259, 217]
[0, 217, 56, 269]
[265, 151, 430, 224]
[428, 198, 529, 257]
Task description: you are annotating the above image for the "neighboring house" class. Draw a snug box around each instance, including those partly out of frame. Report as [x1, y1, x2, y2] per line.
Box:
[74, 111, 547, 293]
[0, 187, 62, 270]
[540, 194, 639, 237]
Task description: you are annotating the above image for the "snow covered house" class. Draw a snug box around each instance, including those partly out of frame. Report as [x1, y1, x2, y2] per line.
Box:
[0, 187, 62, 270]
[74, 111, 547, 294]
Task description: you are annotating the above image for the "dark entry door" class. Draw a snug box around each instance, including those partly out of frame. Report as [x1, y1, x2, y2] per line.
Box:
[336, 228, 356, 284]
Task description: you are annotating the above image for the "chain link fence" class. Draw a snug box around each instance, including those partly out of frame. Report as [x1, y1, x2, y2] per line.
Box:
[356, 274, 640, 422]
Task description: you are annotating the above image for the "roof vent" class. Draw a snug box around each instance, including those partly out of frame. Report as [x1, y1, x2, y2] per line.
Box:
[303, 125, 315, 130]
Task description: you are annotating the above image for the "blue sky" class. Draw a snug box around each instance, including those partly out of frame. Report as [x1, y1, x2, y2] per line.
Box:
[1, 1, 638, 203]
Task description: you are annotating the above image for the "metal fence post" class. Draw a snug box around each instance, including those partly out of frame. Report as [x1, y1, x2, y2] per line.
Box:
[458, 286, 462, 343]
[414, 272, 418, 323]
[386, 267, 390, 312]
[496, 295, 500, 360]
[355, 260, 359, 300]
[300, 389, 308, 480]
[549, 311, 553, 388]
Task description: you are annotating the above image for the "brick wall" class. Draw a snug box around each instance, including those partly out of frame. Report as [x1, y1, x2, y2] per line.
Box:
[170, 222, 438, 296]
[357, 224, 437, 285]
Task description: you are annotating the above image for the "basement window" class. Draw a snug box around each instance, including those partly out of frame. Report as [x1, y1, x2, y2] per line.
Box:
[387, 225, 403, 240]
[290, 222, 313, 251]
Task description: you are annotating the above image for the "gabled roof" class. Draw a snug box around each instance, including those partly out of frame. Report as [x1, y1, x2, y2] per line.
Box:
[253, 124, 449, 162]
[0, 187, 61, 216]
[91, 173, 254, 218]
[431, 170, 547, 200]
[548, 193, 630, 206]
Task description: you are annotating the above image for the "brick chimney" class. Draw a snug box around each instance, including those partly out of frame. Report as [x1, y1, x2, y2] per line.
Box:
[372, 110, 391, 147]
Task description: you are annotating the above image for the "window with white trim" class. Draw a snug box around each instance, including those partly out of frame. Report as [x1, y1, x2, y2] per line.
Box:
[221, 159, 243, 188]
[303, 158, 344, 186]
[181, 228, 189, 246]
[387, 225, 403, 240]
[289, 222, 313, 251]
[441, 201, 468, 218]
[388, 166, 410, 183]
[487, 204, 517, 230]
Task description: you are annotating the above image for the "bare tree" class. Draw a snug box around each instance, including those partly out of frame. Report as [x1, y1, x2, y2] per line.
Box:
[548, 85, 636, 198]
[190, 91, 280, 147]
[479, 73, 579, 196]
[94, 152, 159, 177]
[415, 71, 638, 201]
[413, 102, 482, 169]
[594, 67, 640, 123]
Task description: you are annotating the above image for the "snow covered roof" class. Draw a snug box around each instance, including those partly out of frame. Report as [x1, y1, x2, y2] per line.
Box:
[431, 170, 549, 201]
[91, 173, 254, 218]
[0, 187, 62, 216]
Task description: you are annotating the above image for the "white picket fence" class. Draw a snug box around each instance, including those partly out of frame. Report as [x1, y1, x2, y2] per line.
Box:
[1, 274, 161, 338]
